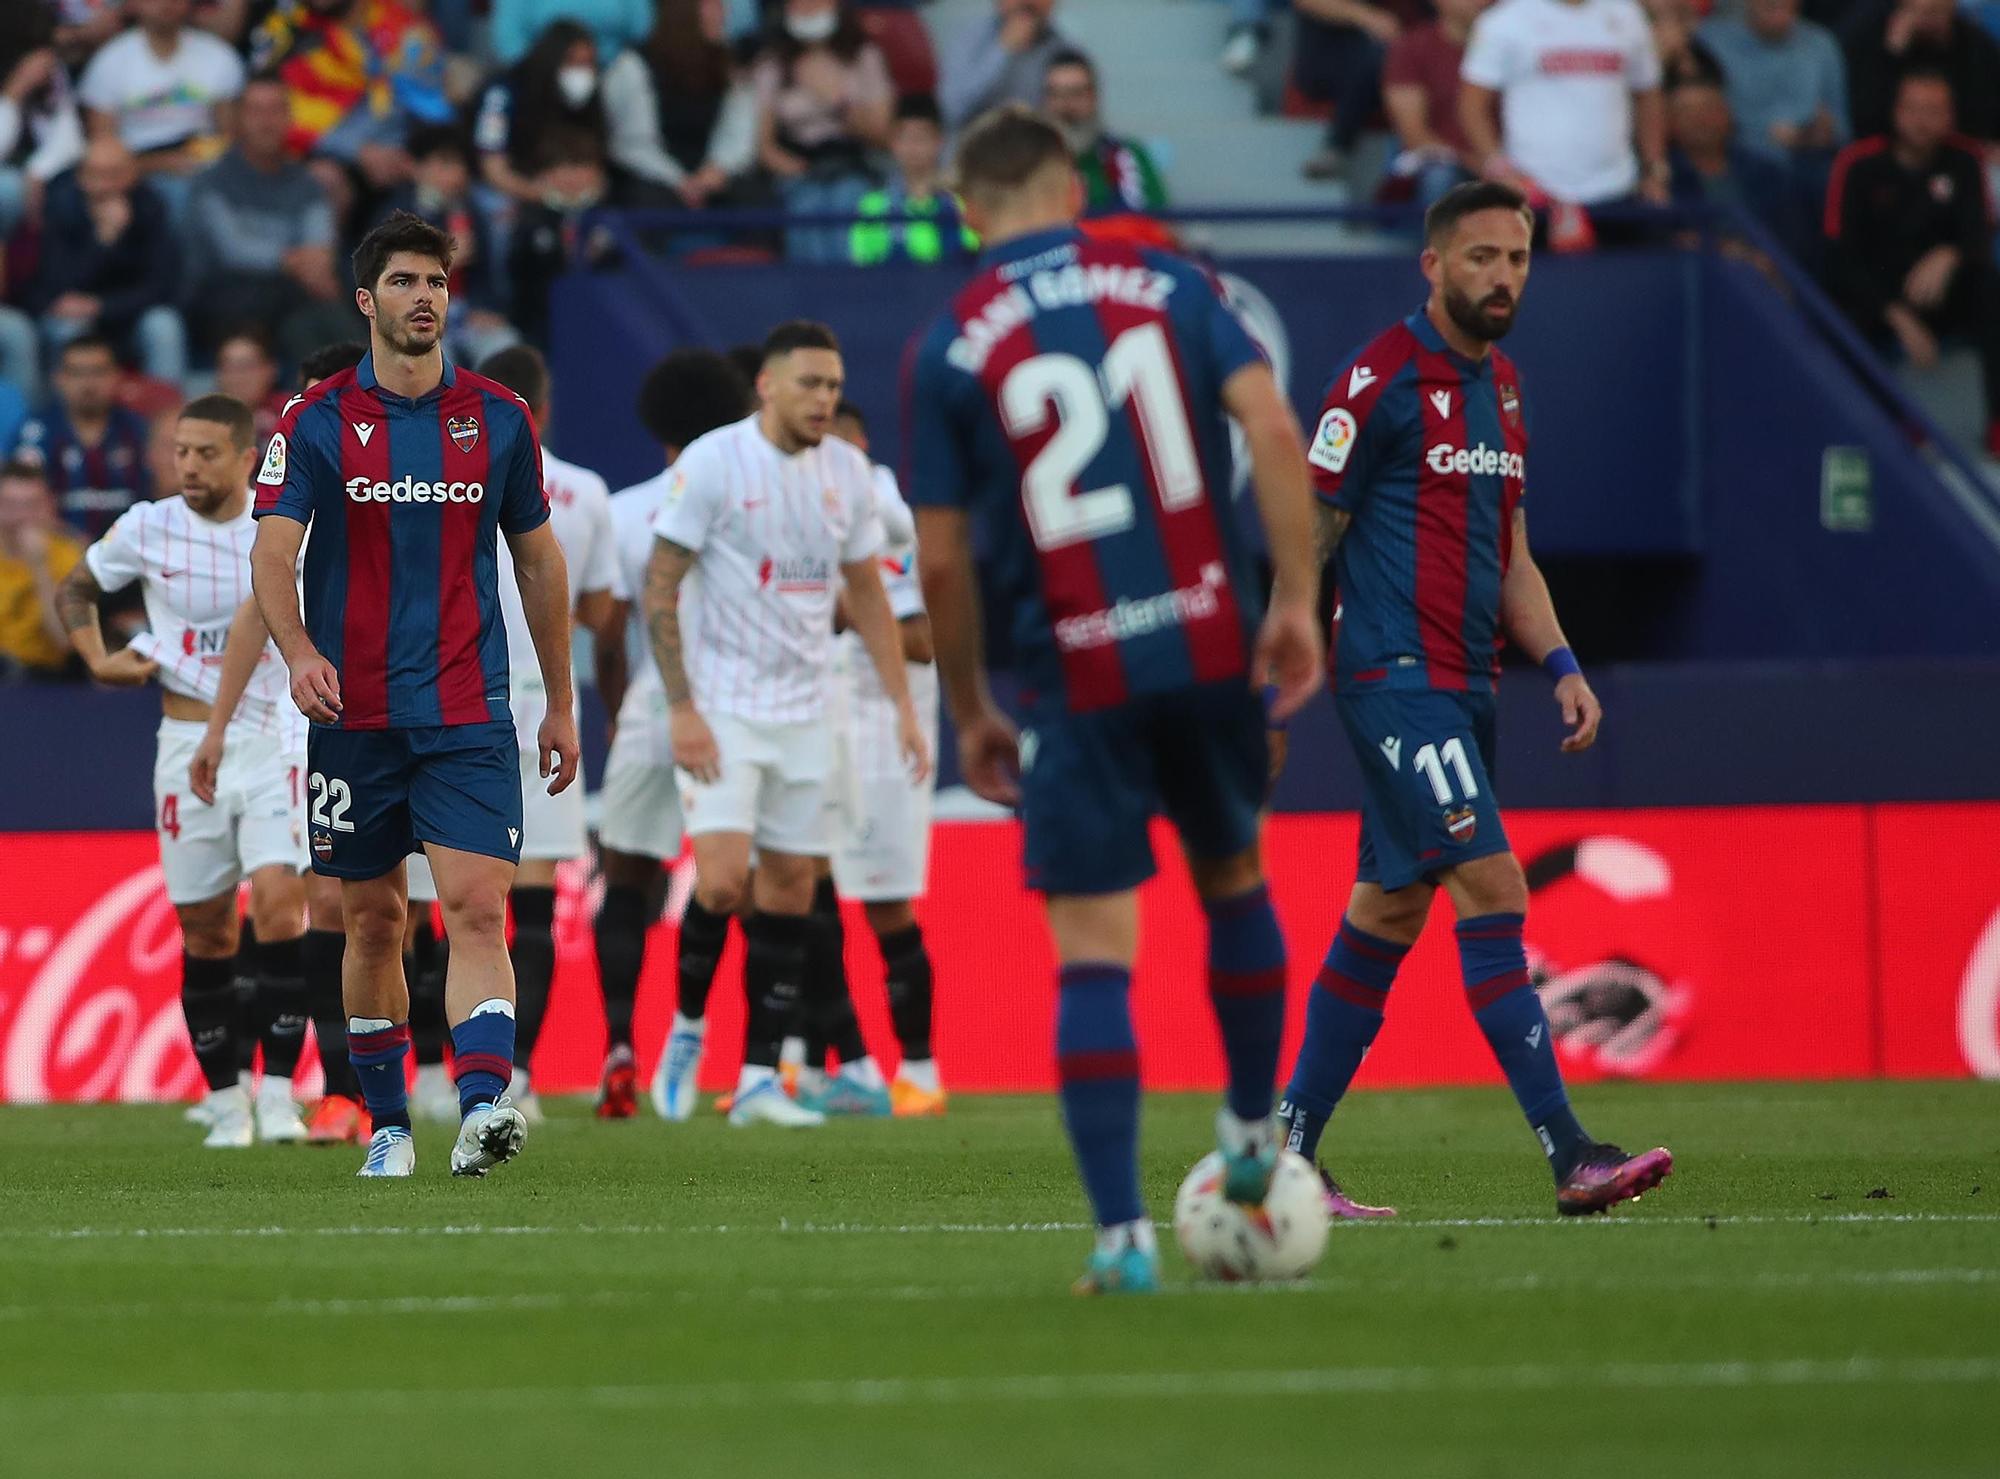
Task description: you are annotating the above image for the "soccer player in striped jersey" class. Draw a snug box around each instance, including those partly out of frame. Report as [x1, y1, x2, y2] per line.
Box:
[56, 394, 312, 1149]
[907, 107, 1324, 1293]
[250, 212, 580, 1180]
[1276, 181, 1672, 1217]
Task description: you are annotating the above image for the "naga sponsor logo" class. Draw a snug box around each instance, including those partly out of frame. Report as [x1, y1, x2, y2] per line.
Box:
[1425, 442, 1524, 479]
[757, 554, 832, 593]
[180, 623, 230, 661]
[345, 474, 487, 504]
[1054, 562, 1228, 652]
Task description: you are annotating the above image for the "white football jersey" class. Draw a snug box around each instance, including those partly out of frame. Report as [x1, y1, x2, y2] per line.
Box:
[869, 464, 924, 623]
[608, 465, 673, 698]
[497, 449, 619, 674]
[85, 494, 303, 746]
[650, 415, 883, 724]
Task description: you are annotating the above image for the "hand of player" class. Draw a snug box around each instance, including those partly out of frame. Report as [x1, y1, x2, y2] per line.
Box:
[288, 649, 342, 723]
[1253, 599, 1324, 724]
[538, 708, 581, 796]
[1555, 673, 1601, 753]
[671, 703, 721, 784]
[896, 696, 933, 784]
[189, 729, 225, 806]
[89, 648, 158, 687]
[1903, 247, 1958, 311]
[956, 704, 1021, 807]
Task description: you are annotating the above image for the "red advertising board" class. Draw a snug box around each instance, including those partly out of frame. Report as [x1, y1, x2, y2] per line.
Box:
[0, 806, 1994, 1102]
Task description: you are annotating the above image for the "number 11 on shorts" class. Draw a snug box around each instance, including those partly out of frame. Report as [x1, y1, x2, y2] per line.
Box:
[1413, 738, 1480, 804]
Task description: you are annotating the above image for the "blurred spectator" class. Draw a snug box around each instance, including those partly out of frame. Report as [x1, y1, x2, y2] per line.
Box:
[31, 136, 185, 382]
[0, 457, 83, 679]
[1293, 0, 1435, 183]
[602, 0, 758, 207]
[1667, 75, 1816, 266]
[1042, 48, 1167, 214]
[77, 0, 244, 217]
[1220, 0, 1284, 76]
[181, 73, 352, 365]
[1699, 0, 1847, 167]
[939, 0, 1075, 131]
[252, 0, 451, 187]
[0, 376, 25, 452]
[1842, 0, 2000, 142]
[490, 0, 651, 68]
[1826, 72, 2000, 456]
[213, 328, 285, 447]
[508, 127, 612, 342]
[474, 18, 611, 208]
[1643, 0, 1722, 87]
[1380, 0, 1489, 208]
[375, 125, 521, 363]
[51, 1, 123, 71]
[14, 333, 155, 540]
[1460, 0, 1671, 211]
[753, 0, 894, 262]
[849, 93, 974, 264]
[1, 7, 87, 238]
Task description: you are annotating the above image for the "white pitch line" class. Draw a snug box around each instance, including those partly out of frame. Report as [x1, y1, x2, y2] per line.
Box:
[0, 1356, 1994, 1418]
[9, 1210, 2000, 1241]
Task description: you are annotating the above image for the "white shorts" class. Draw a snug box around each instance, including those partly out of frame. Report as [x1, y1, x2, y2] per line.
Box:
[677, 711, 829, 855]
[828, 654, 939, 901]
[511, 675, 586, 861]
[153, 718, 307, 906]
[598, 682, 684, 860]
[405, 848, 438, 903]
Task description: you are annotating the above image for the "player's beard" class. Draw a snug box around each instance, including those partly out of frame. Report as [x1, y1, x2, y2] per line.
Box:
[1443, 280, 1517, 343]
[382, 311, 443, 357]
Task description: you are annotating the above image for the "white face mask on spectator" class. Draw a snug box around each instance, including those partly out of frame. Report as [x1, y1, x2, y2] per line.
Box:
[785, 8, 840, 42]
[557, 67, 597, 107]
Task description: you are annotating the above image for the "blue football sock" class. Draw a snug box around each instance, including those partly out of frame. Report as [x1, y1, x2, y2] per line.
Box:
[1056, 962, 1144, 1228]
[450, 998, 516, 1116]
[1204, 884, 1288, 1122]
[1281, 920, 1409, 1161]
[1457, 912, 1590, 1180]
[347, 1018, 411, 1134]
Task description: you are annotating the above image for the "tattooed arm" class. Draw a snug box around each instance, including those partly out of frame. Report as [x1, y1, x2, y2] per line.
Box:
[643, 535, 717, 782]
[57, 558, 157, 686]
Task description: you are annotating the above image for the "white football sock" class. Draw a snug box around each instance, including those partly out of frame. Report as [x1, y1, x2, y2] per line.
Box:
[896, 1057, 940, 1094]
[736, 1063, 777, 1095]
[841, 1055, 886, 1092]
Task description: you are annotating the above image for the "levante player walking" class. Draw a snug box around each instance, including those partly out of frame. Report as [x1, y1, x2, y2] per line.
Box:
[909, 107, 1324, 1293]
[1277, 181, 1671, 1217]
[250, 212, 580, 1179]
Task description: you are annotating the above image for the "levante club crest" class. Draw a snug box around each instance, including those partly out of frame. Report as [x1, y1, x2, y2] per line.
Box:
[1444, 807, 1478, 844]
[447, 416, 480, 453]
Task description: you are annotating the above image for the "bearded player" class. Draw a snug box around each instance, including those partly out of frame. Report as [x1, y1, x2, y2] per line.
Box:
[1275, 181, 1672, 1217]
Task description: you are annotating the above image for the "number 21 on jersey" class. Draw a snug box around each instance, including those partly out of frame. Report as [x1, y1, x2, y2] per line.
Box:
[1001, 322, 1203, 551]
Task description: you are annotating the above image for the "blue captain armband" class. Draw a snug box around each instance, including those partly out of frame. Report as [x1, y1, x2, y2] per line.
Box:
[1542, 646, 1582, 683]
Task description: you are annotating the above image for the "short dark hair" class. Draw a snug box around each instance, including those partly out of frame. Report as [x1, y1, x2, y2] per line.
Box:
[478, 344, 550, 416]
[57, 333, 119, 366]
[1045, 48, 1096, 82]
[179, 393, 258, 452]
[300, 340, 367, 384]
[895, 93, 943, 128]
[724, 343, 765, 387]
[1424, 180, 1534, 246]
[216, 326, 275, 360]
[636, 349, 754, 452]
[761, 320, 840, 363]
[407, 123, 471, 166]
[832, 399, 867, 431]
[351, 209, 455, 294]
[0, 457, 48, 486]
[953, 104, 1071, 200]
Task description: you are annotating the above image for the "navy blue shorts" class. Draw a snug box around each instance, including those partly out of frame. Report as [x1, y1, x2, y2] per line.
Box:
[305, 719, 522, 880]
[1337, 687, 1510, 892]
[1021, 681, 1267, 896]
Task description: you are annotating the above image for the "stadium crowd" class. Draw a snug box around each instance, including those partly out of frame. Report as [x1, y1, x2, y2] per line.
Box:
[1, 0, 1997, 679]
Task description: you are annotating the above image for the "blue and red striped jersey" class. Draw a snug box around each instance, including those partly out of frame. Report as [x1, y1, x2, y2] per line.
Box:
[904, 227, 1267, 716]
[1306, 309, 1529, 694]
[15, 403, 155, 541]
[252, 354, 549, 730]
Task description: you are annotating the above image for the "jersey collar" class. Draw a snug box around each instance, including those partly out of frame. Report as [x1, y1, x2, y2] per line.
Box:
[978, 224, 1084, 270]
[1406, 305, 1493, 379]
[355, 351, 459, 404]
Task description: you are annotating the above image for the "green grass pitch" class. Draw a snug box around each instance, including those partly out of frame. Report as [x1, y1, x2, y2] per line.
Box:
[1, 1081, 1994, 1477]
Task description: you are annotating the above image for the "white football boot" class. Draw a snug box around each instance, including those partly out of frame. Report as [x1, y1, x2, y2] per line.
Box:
[450, 1097, 528, 1177]
[649, 1015, 706, 1122]
[254, 1078, 309, 1144]
[200, 1086, 253, 1148]
[727, 1072, 825, 1128]
[356, 1125, 416, 1177]
[411, 1063, 461, 1122]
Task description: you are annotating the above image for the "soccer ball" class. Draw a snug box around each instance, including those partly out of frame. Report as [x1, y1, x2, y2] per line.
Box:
[1173, 1149, 1330, 1282]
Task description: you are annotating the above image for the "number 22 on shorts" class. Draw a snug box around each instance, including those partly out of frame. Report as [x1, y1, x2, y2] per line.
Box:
[308, 772, 355, 832]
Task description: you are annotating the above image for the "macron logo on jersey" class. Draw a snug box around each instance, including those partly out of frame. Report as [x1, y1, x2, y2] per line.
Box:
[346, 474, 487, 505]
[354, 422, 376, 447]
[1426, 443, 1525, 479]
[1429, 390, 1452, 418]
[1348, 364, 1377, 398]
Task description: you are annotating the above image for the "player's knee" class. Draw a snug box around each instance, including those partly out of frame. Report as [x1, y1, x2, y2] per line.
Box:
[1347, 885, 1428, 945]
[599, 848, 657, 891]
[695, 875, 747, 917]
[248, 869, 306, 942]
[1452, 852, 1529, 917]
[176, 899, 237, 959]
[1186, 844, 1263, 902]
[864, 899, 915, 936]
[343, 890, 406, 958]
[442, 888, 508, 948]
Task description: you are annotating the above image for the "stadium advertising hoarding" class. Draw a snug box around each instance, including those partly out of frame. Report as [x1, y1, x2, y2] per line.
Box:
[1, 805, 1994, 1102]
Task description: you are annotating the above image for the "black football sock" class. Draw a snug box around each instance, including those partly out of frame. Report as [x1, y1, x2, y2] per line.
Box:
[303, 928, 358, 1097]
[407, 916, 447, 1068]
[594, 883, 649, 1052]
[676, 897, 733, 1021]
[254, 935, 309, 1081]
[234, 917, 259, 1077]
[182, 952, 240, 1093]
[509, 885, 557, 1069]
[741, 912, 810, 1069]
[807, 877, 867, 1066]
[879, 922, 935, 1064]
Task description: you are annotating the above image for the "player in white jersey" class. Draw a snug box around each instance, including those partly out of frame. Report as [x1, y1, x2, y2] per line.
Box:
[56, 395, 311, 1148]
[592, 350, 756, 1119]
[643, 321, 930, 1128]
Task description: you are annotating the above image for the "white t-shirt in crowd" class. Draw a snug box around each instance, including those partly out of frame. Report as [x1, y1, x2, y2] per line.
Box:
[497, 448, 619, 685]
[650, 415, 883, 725]
[85, 493, 302, 746]
[1460, 0, 1661, 205]
[77, 27, 245, 154]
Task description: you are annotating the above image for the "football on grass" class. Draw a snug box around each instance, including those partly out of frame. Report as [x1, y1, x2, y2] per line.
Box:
[1173, 1149, 1331, 1282]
